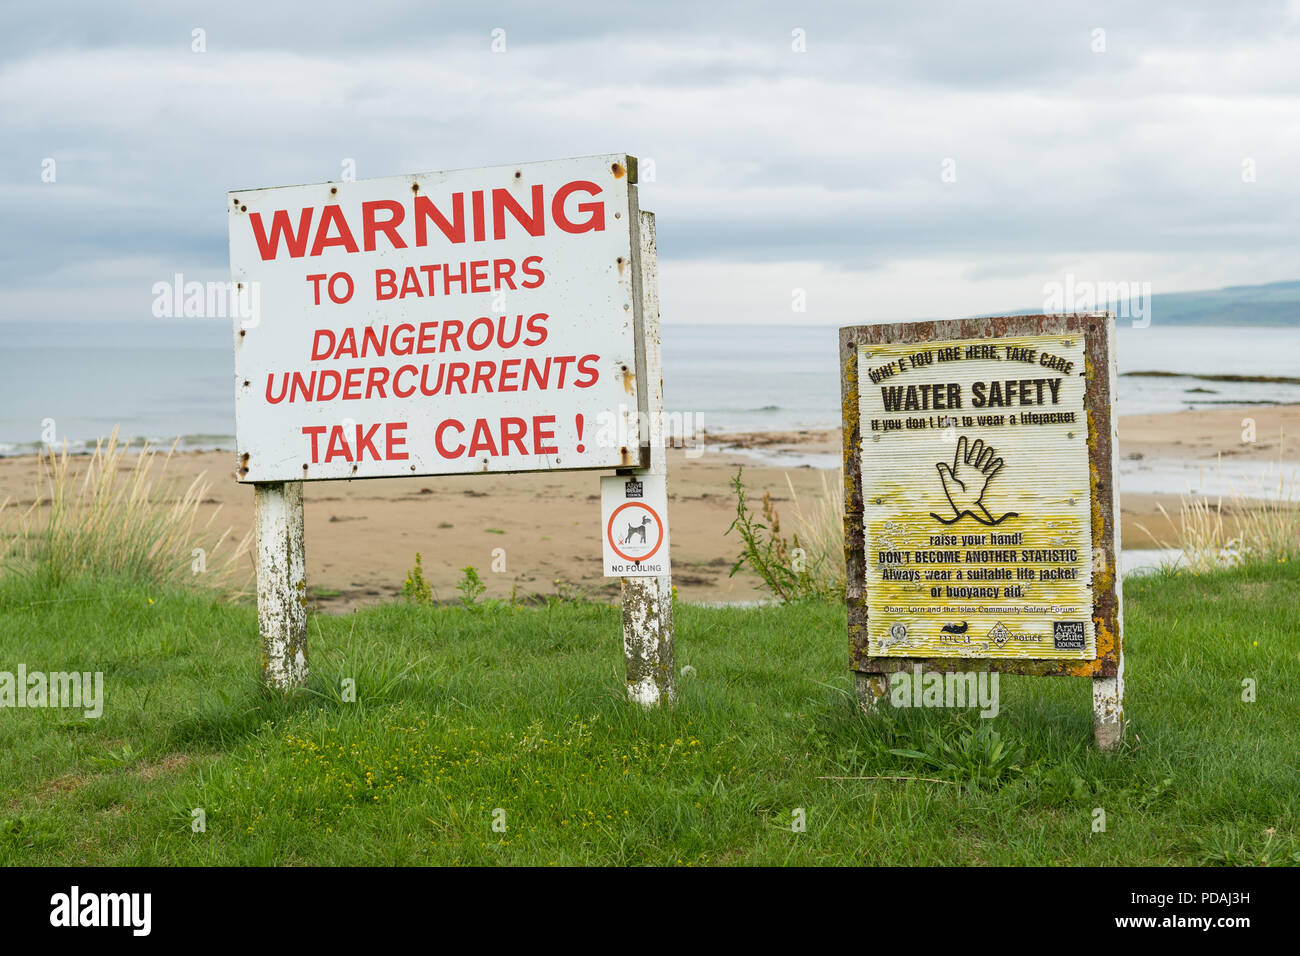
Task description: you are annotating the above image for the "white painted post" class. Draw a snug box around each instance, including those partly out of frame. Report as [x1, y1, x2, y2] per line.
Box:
[1092, 673, 1124, 749]
[855, 673, 890, 714]
[253, 481, 308, 691]
[620, 208, 675, 707]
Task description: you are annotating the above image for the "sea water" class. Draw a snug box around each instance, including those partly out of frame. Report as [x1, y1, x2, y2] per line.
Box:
[1, 319, 1297, 457]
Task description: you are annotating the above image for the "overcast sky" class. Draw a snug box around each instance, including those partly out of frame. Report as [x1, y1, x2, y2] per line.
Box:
[3, 0, 1299, 325]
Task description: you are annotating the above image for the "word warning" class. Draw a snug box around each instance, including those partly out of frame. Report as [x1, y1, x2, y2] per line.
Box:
[858, 332, 1095, 659]
[601, 475, 670, 577]
[228, 154, 645, 482]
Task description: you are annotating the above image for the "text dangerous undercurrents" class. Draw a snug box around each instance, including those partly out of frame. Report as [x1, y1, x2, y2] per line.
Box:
[263, 315, 602, 404]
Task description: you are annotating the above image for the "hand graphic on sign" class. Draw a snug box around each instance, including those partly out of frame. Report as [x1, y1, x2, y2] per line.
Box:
[930, 435, 1020, 526]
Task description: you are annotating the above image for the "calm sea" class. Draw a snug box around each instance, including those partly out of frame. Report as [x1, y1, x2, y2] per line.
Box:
[1, 320, 1297, 455]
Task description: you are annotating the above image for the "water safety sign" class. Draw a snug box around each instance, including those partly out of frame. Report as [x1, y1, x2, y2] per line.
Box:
[858, 332, 1095, 659]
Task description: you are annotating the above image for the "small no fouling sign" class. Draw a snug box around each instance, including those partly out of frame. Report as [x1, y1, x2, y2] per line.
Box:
[601, 475, 670, 577]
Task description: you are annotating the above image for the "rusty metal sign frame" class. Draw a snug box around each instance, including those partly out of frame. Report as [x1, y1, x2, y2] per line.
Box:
[840, 313, 1122, 685]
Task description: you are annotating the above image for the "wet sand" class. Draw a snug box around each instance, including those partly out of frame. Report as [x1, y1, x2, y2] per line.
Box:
[1, 405, 1294, 609]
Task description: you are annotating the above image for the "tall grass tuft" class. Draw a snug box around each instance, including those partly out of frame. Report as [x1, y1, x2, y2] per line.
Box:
[1137, 439, 1299, 573]
[784, 468, 846, 598]
[0, 428, 252, 595]
[726, 466, 845, 602]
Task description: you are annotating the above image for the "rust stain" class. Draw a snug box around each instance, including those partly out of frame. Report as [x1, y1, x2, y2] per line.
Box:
[1083, 340, 1121, 674]
[611, 162, 626, 178]
[841, 348, 860, 501]
[620, 363, 635, 394]
[842, 338, 868, 669]
[238, 451, 250, 479]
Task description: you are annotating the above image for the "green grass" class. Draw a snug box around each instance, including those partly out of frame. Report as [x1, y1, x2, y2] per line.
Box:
[0, 562, 1296, 865]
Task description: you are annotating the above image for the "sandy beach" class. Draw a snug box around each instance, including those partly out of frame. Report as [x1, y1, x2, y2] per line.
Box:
[1, 405, 1295, 610]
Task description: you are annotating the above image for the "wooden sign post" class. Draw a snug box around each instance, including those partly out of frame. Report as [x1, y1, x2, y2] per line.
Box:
[230, 154, 674, 706]
[617, 210, 675, 706]
[840, 313, 1124, 748]
[252, 481, 306, 691]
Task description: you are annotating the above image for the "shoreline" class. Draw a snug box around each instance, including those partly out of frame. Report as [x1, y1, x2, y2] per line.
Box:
[1122, 370, 1300, 386]
[1, 404, 1295, 610]
[6, 382, 1300, 460]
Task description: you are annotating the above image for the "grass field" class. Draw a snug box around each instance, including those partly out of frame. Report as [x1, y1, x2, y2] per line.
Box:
[0, 561, 1296, 866]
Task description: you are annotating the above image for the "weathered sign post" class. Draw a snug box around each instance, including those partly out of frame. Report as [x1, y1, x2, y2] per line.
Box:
[228, 154, 674, 706]
[839, 313, 1124, 748]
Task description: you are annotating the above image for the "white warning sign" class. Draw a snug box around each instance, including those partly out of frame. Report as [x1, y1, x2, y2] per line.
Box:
[601, 474, 670, 577]
[227, 153, 644, 482]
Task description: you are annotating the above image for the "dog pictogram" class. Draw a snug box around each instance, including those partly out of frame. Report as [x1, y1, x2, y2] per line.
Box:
[624, 515, 653, 545]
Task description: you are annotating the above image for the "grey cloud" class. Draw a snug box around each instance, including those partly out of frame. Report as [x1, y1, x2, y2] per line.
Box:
[1, 0, 1297, 322]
